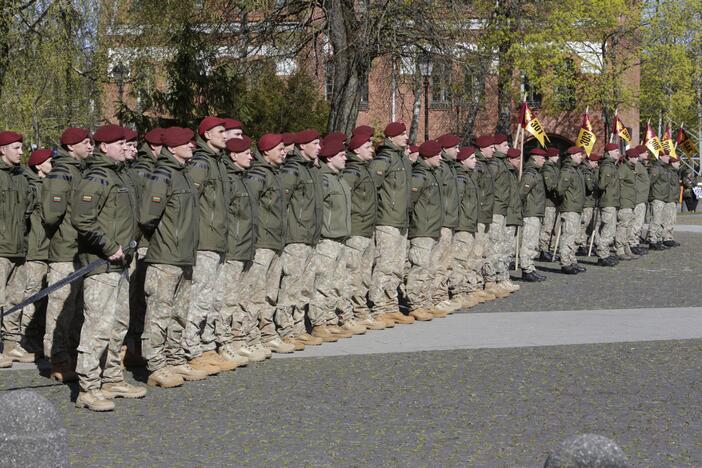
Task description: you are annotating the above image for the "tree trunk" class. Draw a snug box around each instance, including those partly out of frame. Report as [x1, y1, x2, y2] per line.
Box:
[496, 41, 513, 138]
[458, 69, 487, 145]
[409, 75, 422, 144]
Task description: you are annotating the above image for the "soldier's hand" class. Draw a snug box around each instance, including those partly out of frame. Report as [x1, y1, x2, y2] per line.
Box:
[109, 247, 125, 261]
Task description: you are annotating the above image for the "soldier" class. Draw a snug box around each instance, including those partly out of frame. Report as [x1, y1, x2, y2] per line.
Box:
[576, 152, 599, 255]
[368, 122, 415, 325]
[662, 154, 682, 247]
[139, 127, 208, 388]
[0, 131, 31, 368]
[123, 128, 138, 163]
[519, 148, 547, 282]
[539, 147, 561, 261]
[41, 127, 92, 381]
[631, 147, 651, 254]
[216, 136, 267, 362]
[505, 148, 523, 276]
[245, 134, 288, 354]
[681, 163, 698, 213]
[647, 149, 671, 250]
[404, 141, 444, 321]
[282, 133, 296, 159]
[342, 131, 386, 330]
[408, 145, 419, 163]
[595, 144, 622, 267]
[615, 147, 640, 259]
[186, 116, 237, 374]
[222, 118, 243, 141]
[278, 129, 325, 349]
[556, 146, 587, 274]
[72, 124, 145, 411]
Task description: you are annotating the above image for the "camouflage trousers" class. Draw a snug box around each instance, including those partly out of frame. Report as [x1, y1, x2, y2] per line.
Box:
[77, 271, 129, 392]
[663, 202, 677, 241]
[277, 243, 316, 338]
[0, 258, 26, 348]
[248, 248, 282, 343]
[17, 260, 47, 350]
[429, 228, 453, 303]
[577, 207, 594, 247]
[647, 200, 666, 244]
[344, 235, 374, 319]
[630, 203, 647, 246]
[450, 231, 482, 296]
[44, 260, 83, 361]
[142, 264, 191, 372]
[595, 207, 617, 259]
[615, 208, 634, 254]
[309, 239, 353, 326]
[504, 225, 517, 268]
[369, 225, 408, 317]
[127, 247, 148, 345]
[539, 206, 558, 252]
[405, 237, 437, 310]
[520, 217, 541, 273]
[475, 223, 496, 282]
[489, 214, 509, 282]
[558, 212, 581, 267]
[184, 251, 224, 359]
[215, 260, 259, 351]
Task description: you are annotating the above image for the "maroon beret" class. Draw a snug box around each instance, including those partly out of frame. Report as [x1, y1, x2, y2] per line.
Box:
[474, 135, 493, 148]
[546, 147, 560, 157]
[296, 129, 321, 145]
[604, 143, 619, 152]
[635, 145, 648, 155]
[28, 148, 52, 166]
[60, 128, 90, 146]
[282, 133, 296, 146]
[319, 138, 345, 159]
[493, 134, 508, 145]
[625, 147, 639, 158]
[507, 148, 521, 159]
[419, 141, 441, 158]
[198, 116, 225, 137]
[0, 131, 23, 146]
[456, 146, 476, 161]
[566, 146, 583, 155]
[93, 125, 124, 144]
[437, 134, 461, 149]
[325, 131, 347, 143]
[226, 136, 251, 153]
[353, 125, 374, 139]
[530, 148, 548, 156]
[409, 145, 420, 154]
[348, 133, 370, 152]
[144, 128, 164, 145]
[588, 152, 602, 161]
[222, 118, 242, 130]
[384, 122, 406, 138]
[123, 128, 138, 142]
[162, 127, 195, 148]
[258, 133, 283, 152]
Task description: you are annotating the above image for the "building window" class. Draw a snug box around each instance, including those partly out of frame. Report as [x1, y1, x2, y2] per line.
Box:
[431, 62, 451, 109]
[522, 75, 542, 108]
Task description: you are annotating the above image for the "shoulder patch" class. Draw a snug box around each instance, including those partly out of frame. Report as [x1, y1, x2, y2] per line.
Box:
[85, 174, 109, 186]
[47, 172, 71, 181]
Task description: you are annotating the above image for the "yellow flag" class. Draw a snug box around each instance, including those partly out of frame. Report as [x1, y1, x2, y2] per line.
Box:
[661, 126, 677, 158]
[518, 102, 549, 148]
[644, 124, 663, 158]
[677, 127, 697, 158]
[576, 112, 596, 157]
[612, 115, 631, 143]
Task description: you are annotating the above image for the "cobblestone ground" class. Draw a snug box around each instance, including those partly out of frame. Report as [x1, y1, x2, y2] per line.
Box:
[0, 229, 700, 466]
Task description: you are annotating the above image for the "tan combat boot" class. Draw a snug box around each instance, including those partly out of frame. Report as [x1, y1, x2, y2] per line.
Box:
[311, 325, 339, 342]
[382, 312, 415, 325]
[339, 320, 367, 335]
[409, 309, 434, 321]
[471, 290, 495, 302]
[50, 359, 78, 382]
[5, 343, 35, 363]
[325, 324, 353, 338]
[235, 344, 267, 362]
[253, 343, 272, 359]
[433, 300, 462, 315]
[484, 282, 510, 299]
[0, 353, 11, 368]
[147, 367, 185, 388]
[201, 350, 240, 372]
[282, 336, 306, 351]
[356, 316, 386, 330]
[375, 315, 396, 328]
[217, 348, 250, 368]
[458, 295, 479, 308]
[187, 355, 220, 375]
[75, 389, 115, 412]
[102, 381, 148, 399]
[263, 337, 296, 353]
[296, 332, 323, 346]
[172, 363, 209, 381]
[499, 280, 520, 293]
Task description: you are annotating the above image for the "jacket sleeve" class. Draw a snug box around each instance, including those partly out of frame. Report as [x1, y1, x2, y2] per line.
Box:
[556, 168, 572, 197]
[187, 155, 210, 196]
[71, 173, 119, 257]
[41, 168, 72, 236]
[519, 171, 535, 199]
[139, 167, 172, 236]
[543, 166, 559, 192]
[369, 156, 389, 189]
[409, 172, 425, 207]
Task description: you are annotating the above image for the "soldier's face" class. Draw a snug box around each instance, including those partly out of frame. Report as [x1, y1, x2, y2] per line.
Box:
[265, 143, 286, 166]
[354, 141, 374, 161]
[390, 132, 408, 148]
[205, 125, 227, 150]
[408, 152, 418, 162]
[69, 138, 94, 159]
[482, 146, 494, 158]
[672, 161, 680, 168]
[283, 144, 295, 158]
[102, 140, 126, 161]
[426, 154, 441, 167]
[150, 144, 163, 157]
[509, 157, 521, 169]
[0, 142, 23, 165]
[533, 156, 545, 167]
[609, 149, 621, 160]
[496, 142, 509, 153]
[588, 160, 598, 168]
[464, 155, 476, 169]
[444, 146, 458, 160]
[125, 141, 137, 160]
[232, 149, 253, 169]
[300, 139, 321, 160]
[224, 128, 243, 141]
[328, 151, 346, 171]
[660, 155, 670, 164]
[171, 142, 194, 161]
[37, 159, 53, 177]
[572, 153, 583, 164]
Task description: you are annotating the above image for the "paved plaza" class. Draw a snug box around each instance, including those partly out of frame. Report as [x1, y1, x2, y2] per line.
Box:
[2, 224, 702, 466]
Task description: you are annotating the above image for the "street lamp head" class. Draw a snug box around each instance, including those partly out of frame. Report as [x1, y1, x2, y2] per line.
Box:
[418, 52, 433, 77]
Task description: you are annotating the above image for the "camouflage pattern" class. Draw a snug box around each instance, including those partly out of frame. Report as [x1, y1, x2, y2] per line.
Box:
[539, 206, 558, 253]
[277, 243, 315, 337]
[430, 228, 453, 303]
[309, 239, 352, 326]
[630, 202, 647, 246]
[615, 208, 634, 255]
[450, 230, 481, 296]
[489, 214, 509, 281]
[504, 225, 517, 268]
[247, 248, 282, 343]
[127, 247, 148, 345]
[0, 258, 26, 346]
[663, 202, 677, 241]
[475, 222, 496, 282]
[406, 237, 437, 310]
[558, 212, 581, 267]
[369, 225, 407, 317]
[214, 259, 253, 350]
[577, 207, 594, 247]
[18, 260, 47, 344]
[595, 207, 617, 259]
[43, 261, 83, 360]
[344, 235, 374, 319]
[184, 250, 223, 359]
[76, 271, 129, 392]
[142, 263, 191, 372]
[520, 217, 541, 273]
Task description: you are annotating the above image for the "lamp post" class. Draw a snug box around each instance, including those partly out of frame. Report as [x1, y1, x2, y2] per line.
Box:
[418, 52, 433, 142]
[112, 62, 128, 125]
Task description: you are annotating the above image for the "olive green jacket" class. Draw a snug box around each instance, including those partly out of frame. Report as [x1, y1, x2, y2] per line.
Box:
[455, 165, 479, 233]
[188, 137, 229, 253]
[520, 161, 545, 218]
[131, 144, 159, 249]
[474, 151, 495, 224]
[487, 151, 511, 217]
[634, 160, 651, 205]
[342, 152, 378, 238]
[597, 158, 620, 208]
[223, 158, 257, 262]
[506, 164, 523, 226]
[557, 159, 586, 214]
[408, 159, 444, 239]
[666, 164, 681, 203]
[618, 159, 637, 209]
[24, 169, 49, 261]
[648, 160, 670, 203]
[72, 152, 139, 275]
[139, 150, 199, 266]
[580, 164, 598, 208]
[369, 139, 412, 231]
[319, 165, 352, 240]
[246, 158, 287, 253]
[0, 160, 31, 258]
[438, 155, 460, 229]
[281, 149, 323, 245]
[542, 160, 560, 208]
[41, 150, 84, 262]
